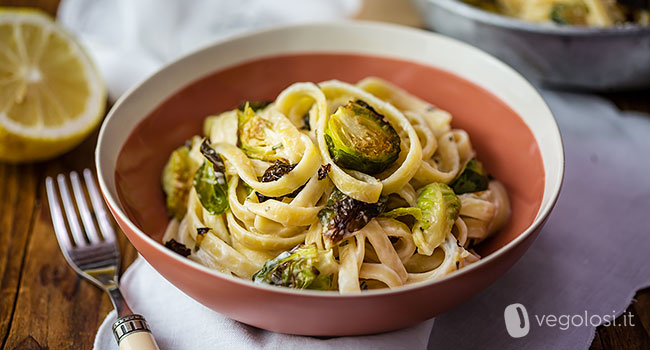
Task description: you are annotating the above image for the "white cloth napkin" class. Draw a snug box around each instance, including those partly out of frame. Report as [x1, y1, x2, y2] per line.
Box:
[93, 257, 434, 350]
[57, 0, 361, 101]
[57, 1, 650, 349]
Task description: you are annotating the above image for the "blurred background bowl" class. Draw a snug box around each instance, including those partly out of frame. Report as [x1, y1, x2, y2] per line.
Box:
[96, 22, 563, 335]
[413, 0, 650, 91]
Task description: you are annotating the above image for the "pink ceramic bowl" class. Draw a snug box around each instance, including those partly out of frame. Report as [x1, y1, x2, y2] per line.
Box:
[96, 22, 564, 336]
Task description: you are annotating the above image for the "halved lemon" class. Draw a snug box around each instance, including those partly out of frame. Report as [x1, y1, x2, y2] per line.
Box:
[0, 9, 106, 163]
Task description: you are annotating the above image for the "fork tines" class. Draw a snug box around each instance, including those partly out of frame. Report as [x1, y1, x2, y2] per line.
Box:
[45, 169, 116, 250]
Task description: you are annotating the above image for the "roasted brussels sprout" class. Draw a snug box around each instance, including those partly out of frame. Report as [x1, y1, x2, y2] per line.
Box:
[324, 100, 400, 175]
[194, 140, 229, 215]
[237, 102, 284, 162]
[413, 183, 461, 256]
[318, 188, 386, 246]
[550, 3, 589, 25]
[252, 244, 337, 290]
[450, 158, 489, 194]
[161, 145, 193, 219]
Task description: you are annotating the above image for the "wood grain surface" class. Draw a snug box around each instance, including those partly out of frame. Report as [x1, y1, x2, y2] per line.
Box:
[0, 0, 648, 349]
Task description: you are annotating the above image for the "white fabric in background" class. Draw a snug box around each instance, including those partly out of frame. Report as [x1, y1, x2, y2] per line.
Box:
[57, 0, 361, 101]
[57, 1, 650, 349]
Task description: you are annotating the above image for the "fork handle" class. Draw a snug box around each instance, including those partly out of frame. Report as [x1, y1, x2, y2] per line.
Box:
[113, 314, 160, 350]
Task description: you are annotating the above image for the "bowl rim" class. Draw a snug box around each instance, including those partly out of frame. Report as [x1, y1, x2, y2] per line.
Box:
[426, 0, 650, 36]
[95, 20, 565, 298]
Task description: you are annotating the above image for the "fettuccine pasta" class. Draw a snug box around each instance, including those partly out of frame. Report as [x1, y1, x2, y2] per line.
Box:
[161, 77, 510, 293]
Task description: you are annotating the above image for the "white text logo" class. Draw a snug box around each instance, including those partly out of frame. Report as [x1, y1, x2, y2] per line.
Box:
[504, 303, 635, 338]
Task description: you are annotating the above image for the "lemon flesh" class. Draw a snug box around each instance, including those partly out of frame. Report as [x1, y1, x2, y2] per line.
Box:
[0, 9, 105, 162]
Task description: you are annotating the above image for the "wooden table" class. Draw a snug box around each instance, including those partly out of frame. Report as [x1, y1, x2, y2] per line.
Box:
[0, 1, 648, 349]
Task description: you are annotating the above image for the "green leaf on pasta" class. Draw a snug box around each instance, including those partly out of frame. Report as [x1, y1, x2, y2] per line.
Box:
[412, 183, 461, 256]
[381, 207, 422, 222]
[450, 158, 489, 194]
[193, 161, 229, 215]
[194, 140, 229, 215]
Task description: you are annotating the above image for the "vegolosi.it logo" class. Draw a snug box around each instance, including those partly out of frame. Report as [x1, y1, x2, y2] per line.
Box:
[504, 303, 635, 338]
[504, 303, 530, 338]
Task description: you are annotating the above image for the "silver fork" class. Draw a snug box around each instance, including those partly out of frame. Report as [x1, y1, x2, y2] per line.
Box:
[46, 169, 159, 350]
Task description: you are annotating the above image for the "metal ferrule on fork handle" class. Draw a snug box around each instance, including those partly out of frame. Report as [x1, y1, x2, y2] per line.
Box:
[112, 314, 159, 350]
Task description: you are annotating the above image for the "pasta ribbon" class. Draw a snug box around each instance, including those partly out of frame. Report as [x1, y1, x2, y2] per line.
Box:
[161, 77, 511, 292]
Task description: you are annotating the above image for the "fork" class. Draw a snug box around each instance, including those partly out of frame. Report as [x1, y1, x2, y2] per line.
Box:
[46, 169, 159, 350]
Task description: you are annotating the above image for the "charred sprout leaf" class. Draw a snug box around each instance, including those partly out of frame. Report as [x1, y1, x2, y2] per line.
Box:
[193, 141, 229, 214]
[413, 183, 461, 255]
[195, 227, 209, 252]
[550, 3, 589, 25]
[260, 159, 296, 182]
[450, 158, 489, 194]
[255, 160, 302, 203]
[255, 185, 303, 203]
[255, 184, 304, 202]
[252, 244, 337, 290]
[237, 100, 272, 112]
[318, 164, 331, 180]
[237, 102, 284, 161]
[200, 139, 228, 174]
[324, 100, 400, 175]
[381, 207, 423, 222]
[318, 188, 386, 246]
[165, 239, 191, 257]
[161, 146, 193, 220]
